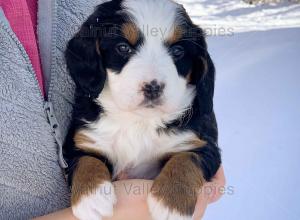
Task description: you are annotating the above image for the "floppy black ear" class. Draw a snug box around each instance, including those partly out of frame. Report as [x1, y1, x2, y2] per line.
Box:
[193, 49, 216, 116]
[65, 20, 106, 98]
[65, 0, 126, 98]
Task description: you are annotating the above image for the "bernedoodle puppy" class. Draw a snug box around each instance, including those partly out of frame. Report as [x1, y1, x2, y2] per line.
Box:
[63, 0, 221, 219]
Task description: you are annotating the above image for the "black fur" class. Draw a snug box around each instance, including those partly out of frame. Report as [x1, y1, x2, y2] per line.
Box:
[164, 7, 221, 181]
[64, 0, 127, 182]
[64, 0, 221, 186]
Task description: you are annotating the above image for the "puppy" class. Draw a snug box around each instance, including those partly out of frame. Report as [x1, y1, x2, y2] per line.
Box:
[64, 0, 221, 219]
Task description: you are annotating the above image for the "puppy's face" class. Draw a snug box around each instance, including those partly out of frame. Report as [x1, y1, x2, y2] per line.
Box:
[67, 0, 210, 117]
[101, 20, 192, 115]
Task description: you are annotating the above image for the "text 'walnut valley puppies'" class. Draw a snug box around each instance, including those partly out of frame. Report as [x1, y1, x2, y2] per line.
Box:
[63, 0, 221, 219]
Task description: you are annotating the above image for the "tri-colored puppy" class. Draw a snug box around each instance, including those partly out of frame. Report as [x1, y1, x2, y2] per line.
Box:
[64, 0, 221, 219]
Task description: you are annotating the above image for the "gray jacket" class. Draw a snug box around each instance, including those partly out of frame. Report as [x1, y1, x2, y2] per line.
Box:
[0, 0, 104, 219]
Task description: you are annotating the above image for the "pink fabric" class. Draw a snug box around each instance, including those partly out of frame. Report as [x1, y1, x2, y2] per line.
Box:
[1, 0, 45, 96]
[25, 0, 38, 35]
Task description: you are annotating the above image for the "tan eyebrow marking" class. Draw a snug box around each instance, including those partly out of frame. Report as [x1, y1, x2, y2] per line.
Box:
[122, 23, 139, 45]
[166, 26, 183, 45]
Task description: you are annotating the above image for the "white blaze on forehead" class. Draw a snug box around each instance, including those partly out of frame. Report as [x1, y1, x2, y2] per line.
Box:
[122, 0, 179, 41]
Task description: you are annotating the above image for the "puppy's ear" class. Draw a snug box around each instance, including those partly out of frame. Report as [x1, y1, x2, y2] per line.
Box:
[191, 42, 215, 116]
[65, 19, 106, 98]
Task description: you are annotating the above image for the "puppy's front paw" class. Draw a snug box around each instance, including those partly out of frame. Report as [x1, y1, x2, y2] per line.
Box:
[148, 184, 197, 220]
[147, 152, 204, 220]
[72, 181, 117, 220]
[148, 192, 194, 220]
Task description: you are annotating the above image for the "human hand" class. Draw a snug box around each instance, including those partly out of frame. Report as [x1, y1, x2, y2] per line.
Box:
[192, 166, 225, 219]
[34, 166, 225, 220]
[109, 166, 225, 220]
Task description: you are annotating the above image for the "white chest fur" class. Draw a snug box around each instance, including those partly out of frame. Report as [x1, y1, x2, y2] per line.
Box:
[79, 111, 200, 179]
[77, 87, 201, 179]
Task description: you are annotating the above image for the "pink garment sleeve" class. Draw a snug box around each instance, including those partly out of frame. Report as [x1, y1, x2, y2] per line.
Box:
[1, 0, 45, 96]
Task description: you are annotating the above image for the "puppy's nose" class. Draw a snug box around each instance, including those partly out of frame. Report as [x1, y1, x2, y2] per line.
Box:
[142, 80, 165, 100]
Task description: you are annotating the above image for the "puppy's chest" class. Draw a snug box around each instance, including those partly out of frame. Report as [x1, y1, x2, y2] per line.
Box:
[81, 114, 199, 178]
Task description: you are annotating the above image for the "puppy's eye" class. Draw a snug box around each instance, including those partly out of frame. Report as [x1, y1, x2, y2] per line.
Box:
[170, 45, 185, 61]
[116, 43, 133, 56]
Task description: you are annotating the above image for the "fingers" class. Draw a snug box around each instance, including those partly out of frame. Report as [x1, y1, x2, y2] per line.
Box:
[113, 179, 153, 204]
[208, 166, 226, 204]
[106, 180, 153, 220]
[193, 166, 225, 219]
[110, 166, 225, 220]
[192, 184, 210, 220]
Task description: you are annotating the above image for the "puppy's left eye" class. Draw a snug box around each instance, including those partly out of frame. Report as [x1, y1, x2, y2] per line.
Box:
[116, 43, 133, 56]
[170, 45, 185, 61]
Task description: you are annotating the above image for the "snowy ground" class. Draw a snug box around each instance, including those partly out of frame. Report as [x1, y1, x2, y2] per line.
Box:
[179, 0, 300, 33]
[205, 28, 300, 220]
[177, 1, 300, 220]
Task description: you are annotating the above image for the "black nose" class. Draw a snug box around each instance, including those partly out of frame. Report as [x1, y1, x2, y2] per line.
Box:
[142, 80, 165, 100]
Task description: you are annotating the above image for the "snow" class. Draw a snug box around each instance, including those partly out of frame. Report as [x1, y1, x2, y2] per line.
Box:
[205, 28, 300, 220]
[179, 0, 300, 32]
[177, 1, 300, 220]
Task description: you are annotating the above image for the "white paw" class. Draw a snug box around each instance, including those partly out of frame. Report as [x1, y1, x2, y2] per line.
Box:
[147, 193, 192, 220]
[72, 181, 117, 220]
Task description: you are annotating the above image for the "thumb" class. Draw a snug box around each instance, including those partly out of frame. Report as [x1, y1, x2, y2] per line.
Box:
[192, 184, 210, 220]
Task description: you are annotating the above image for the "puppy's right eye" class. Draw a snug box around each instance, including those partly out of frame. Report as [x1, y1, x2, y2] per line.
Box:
[170, 45, 185, 61]
[116, 43, 133, 56]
